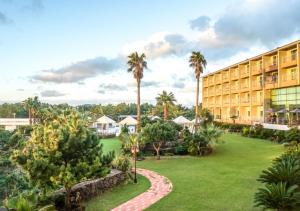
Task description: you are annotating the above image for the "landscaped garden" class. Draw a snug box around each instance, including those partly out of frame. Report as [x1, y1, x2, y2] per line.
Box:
[87, 133, 283, 211]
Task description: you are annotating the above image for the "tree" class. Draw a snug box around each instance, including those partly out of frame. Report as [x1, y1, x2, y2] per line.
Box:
[127, 52, 147, 132]
[22, 96, 40, 125]
[142, 121, 177, 160]
[155, 91, 176, 120]
[13, 111, 112, 210]
[122, 134, 142, 183]
[189, 51, 207, 132]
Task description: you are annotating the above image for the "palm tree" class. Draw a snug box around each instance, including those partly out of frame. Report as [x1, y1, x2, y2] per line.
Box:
[22, 96, 41, 125]
[156, 91, 176, 120]
[123, 133, 141, 183]
[127, 52, 147, 132]
[189, 51, 207, 131]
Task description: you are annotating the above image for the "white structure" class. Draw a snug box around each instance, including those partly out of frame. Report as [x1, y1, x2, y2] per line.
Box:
[0, 118, 30, 131]
[173, 116, 193, 130]
[118, 116, 138, 135]
[92, 115, 117, 135]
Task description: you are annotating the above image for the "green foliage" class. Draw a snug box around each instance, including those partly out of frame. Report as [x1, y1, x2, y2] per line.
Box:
[199, 109, 213, 127]
[285, 128, 300, 143]
[12, 110, 112, 209]
[254, 182, 300, 210]
[16, 197, 33, 211]
[187, 124, 222, 156]
[255, 150, 300, 210]
[142, 121, 177, 144]
[258, 154, 300, 186]
[112, 155, 132, 172]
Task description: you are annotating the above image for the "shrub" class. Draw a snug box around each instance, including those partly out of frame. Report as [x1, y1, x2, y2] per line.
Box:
[112, 155, 132, 172]
[254, 182, 300, 210]
[174, 145, 188, 155]
[242, 127, 250, 137]
[285, 128, 300, 143]
[16, 197, 33, 211]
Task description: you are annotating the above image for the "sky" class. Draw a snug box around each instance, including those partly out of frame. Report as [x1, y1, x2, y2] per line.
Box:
[0, 0, 300, 106]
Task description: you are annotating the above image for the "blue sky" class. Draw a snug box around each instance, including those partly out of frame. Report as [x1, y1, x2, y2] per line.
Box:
[0, 0, 300, 105]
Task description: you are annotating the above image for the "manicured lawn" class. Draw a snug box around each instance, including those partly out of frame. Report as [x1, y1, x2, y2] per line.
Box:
[138, 133, 283, 211]
[85, 174, 150, 211]
[94, 133, 283, 211]
[99, 137, 122, 155]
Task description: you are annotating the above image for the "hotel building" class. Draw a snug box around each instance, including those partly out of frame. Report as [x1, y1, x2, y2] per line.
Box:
[202, 40, 300, 125]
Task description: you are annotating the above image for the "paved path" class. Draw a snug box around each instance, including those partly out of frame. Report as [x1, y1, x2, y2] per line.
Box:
[111, 168, 172, 211]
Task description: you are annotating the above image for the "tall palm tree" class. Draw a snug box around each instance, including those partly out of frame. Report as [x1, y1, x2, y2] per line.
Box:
[127, 52, 147, 132]
[189, 51, 207, 131]
[156, 91, 176, 120]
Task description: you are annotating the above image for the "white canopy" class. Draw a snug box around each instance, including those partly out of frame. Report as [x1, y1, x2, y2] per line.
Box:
[119, 116, 138, 125]
[96, 115, 116, 124]
[173, 116, 192, 124]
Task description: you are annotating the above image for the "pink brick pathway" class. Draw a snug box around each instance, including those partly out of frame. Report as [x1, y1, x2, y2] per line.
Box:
[111, 168, 172, 211]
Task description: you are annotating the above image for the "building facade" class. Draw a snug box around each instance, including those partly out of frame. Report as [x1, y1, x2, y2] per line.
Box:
[202, 40, 300, 125]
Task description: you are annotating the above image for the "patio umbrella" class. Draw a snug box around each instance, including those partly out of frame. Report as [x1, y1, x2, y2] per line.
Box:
[266, 108, 275, 113]
[290, 108, 300, 113]
[277, 108, 288, 113]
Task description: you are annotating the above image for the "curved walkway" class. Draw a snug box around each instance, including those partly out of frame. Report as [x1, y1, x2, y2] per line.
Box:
[111, 168, 172, 211]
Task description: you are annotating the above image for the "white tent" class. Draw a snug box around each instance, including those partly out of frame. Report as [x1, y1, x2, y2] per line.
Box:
[173, 116, 193, 131]
[93, 115, 117, 135]
[118, 116, 138, 134]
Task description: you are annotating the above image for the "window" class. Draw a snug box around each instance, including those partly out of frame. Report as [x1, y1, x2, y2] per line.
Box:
[260, 111, 263, 117]
[248, 111, 251, 117]
[291, 49, 297, 60]
[272, 55, 277, 65]
[291, 68, 297, 80]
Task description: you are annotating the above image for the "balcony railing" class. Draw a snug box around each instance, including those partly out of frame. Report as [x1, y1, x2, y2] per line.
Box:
[240, 70, 250, 78]
[265, 62, 278, 72]
[222, 75, 229, 81]
[281, 55, 297, 67]
[252, 81, 263, 90]
[252, 66, 263, 75]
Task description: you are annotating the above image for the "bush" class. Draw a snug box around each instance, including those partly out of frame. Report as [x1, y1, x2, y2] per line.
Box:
[174, 145, 188, 155]
[112, 155, 132, 172]
[16, 197, 32, 211]
[285, 128, 300, 143]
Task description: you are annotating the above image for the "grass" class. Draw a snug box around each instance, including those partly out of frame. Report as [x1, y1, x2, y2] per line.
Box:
[92, 133, 283, 211]
[138, 133, 283, 211]
[99, 137, 122, 155]
[85, 174, 150, 211]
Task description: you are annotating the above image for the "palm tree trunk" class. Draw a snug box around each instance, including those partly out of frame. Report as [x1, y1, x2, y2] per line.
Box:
[195, 76, 200, 132]
[29, 109, 32, 125]
[137, 79, 141, 132]
[163, 103, 167, 120]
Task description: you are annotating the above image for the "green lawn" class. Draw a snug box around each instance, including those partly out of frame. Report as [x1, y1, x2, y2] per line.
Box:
[92, 133, 283, 211]
[99, 137, 122, 155]
[138, 133, 283, 211]
[85, 174, 150, 211]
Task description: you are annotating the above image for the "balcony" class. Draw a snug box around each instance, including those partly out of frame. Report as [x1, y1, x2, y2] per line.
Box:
[215, 75, 222, 84]
[240, 70, 250, 78]
[215, 101, 221, 107]
[231, 85, 239, 93]
[252, 98, 263, 106]
[251, 66, 263, 75]
[208, 79, 214, 86]
[240, 84, 249, 92]
[222, 86, 230, 94]
[222, 73, 230, 82]
[231, 99, 239, 106]
[203, 79, 208, 87]
[281, 78, 298, 87]
[240, 98, 250, 106]
[265, 75, 278, 89]
[215, 87, 222, 95]
[230, 70, 239, 80]
[281, 55, 297, 68]
[265, 63, 278, 72]
[222, 100, 230, 106]
[252, 81, 263, 90]
[208, 90, 215, 96]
